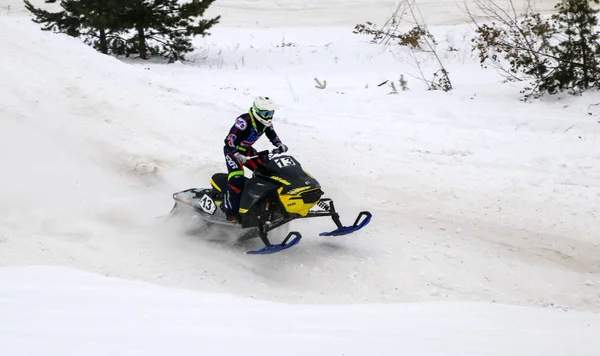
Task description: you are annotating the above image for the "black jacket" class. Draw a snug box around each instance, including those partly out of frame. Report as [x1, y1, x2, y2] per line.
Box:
[224, 113, 281, 154]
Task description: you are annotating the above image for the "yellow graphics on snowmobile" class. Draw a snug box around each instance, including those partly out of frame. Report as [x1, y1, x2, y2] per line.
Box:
[236, 179, 321, 216]
[268, 175, 291, 186]
[277, 186, 323, 217]
[210, 178, 223, 192]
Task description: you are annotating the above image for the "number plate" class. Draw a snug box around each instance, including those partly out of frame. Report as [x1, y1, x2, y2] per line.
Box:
[196, 194, 217, 215]
[274, 157, 296, 168]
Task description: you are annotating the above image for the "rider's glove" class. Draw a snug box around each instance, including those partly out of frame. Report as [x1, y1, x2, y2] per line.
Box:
[276, 143, 288, 153]
[234, 152, 248, 164]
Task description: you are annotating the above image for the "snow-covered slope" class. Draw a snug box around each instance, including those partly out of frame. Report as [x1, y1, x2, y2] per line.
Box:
[2, 0, 600, 353]
[1, 0, 599, 316]
[2, 266, 600, 356]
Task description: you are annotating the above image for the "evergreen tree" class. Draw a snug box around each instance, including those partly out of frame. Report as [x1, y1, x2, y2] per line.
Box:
[24, 0, 220, 62]
[541, 0, 600, 94]
[471, 0, 600, 98]
[116, 0, 220, 62]
[24, 0, 79, 38]
[24, 0, 126, 54]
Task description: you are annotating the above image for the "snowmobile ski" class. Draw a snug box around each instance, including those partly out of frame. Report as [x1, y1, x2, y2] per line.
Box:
[319, 211, 372, 236]
[247, 232, 302, 255]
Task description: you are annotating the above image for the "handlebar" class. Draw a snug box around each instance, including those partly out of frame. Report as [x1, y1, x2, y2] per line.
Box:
[247, 148, 282, 160]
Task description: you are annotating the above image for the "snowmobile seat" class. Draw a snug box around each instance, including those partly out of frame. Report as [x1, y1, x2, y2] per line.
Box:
[211, 173, 228, 193]
[211, 172, 249, 195]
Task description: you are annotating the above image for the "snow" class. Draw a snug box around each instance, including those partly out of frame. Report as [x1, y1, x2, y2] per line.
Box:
[1, 0, 600, 353]
[1, 0, 563, 26]
[2, 266, 600, 356]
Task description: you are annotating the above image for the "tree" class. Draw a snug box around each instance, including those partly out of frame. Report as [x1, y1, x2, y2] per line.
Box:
[101, 0, 220, 62]
[24, 0, 220, 62]
[469, 0, 600, 98]
[24, 0, 127, 55]
[468, 0, 557, 84]
[542, 0, 600, 94]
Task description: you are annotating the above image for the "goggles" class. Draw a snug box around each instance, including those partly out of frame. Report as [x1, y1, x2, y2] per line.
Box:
[256, 109, 274, 119]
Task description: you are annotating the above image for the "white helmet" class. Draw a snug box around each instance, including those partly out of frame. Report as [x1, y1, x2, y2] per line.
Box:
[251, 96, 278, 127]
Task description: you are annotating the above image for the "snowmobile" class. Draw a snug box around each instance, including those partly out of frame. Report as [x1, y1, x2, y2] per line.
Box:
[169, 148, 372, 255]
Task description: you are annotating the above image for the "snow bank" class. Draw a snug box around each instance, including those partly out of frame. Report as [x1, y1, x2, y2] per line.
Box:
[1, 266, 599, 356]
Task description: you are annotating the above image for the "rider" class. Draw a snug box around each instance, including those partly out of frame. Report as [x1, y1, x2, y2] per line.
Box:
[222, 96, 288, 223]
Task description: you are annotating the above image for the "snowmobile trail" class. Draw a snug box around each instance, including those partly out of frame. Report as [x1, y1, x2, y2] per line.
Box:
[1, 1, 599, 312]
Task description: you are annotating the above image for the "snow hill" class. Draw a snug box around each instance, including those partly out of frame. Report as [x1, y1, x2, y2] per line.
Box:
[1, 0, 600, 354]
